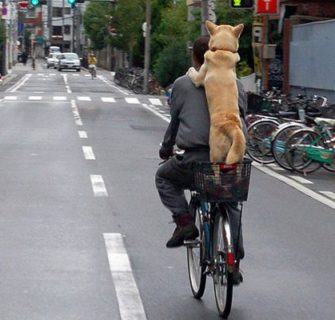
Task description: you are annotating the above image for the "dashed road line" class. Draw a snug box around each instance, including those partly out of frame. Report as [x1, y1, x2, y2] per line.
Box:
[71, 99, 83, 126]
[82, 146, 95, 160]
[90, 175, 108, 197]
[149, 98, 163, 106]
[101, 97, 116, 103]
[77, 96, 92, 101]
[4, 96, 17, 100]
[320, 191, 335, 201]
[125, 97, 140, 104]
[28, 96, 42, 100]
[103, 233, 147, 320]
[78, 130, 88, 139]
[53, 96, 67, 101]
[62, 74, 72, 93]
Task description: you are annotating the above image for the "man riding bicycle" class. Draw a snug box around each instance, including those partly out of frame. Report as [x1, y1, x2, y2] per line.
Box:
[88, 52, 97, 76]
[155, 36, 247, 284]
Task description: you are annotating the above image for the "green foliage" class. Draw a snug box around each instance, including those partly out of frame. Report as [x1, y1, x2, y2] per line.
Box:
[153, 40, 190, 88]
[237, 60, 253, 77]
[83, 2, 112, 50]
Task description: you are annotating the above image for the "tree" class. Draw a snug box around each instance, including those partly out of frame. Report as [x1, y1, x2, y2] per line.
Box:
[109, 0, 145, 67]
[83, 2, 112, 50]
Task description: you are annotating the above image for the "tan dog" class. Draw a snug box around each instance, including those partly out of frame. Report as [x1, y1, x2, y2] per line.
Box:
[187, 21, 246, 164]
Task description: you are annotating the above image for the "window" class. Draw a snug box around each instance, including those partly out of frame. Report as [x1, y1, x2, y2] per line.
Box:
[64, 25, 71, 35]
[52, 26, 62, 36]
[64, 8, 71, 15]
[53, 7, 63, 17]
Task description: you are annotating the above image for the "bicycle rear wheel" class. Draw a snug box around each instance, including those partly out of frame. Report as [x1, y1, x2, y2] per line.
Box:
[213, 212, 233, 318]
[247, 119, 279, 164]
[187, 198, 206, 299]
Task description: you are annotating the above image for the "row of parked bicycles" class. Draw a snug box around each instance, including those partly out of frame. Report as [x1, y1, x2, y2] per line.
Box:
[246, 90, 335, 174]
[114, 67, 162, 95]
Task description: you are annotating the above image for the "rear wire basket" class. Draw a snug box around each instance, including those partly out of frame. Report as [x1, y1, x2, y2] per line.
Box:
[193, 159, 252, 202]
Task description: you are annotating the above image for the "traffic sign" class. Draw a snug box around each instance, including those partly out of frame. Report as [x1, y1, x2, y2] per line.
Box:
[256, 0, 279, 15]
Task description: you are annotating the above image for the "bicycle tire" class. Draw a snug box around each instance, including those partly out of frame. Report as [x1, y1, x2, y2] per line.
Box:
[285, 129, 322, 174]
[323, 162, 335, 172]
[271, 123, 305, 170]
[187, 197, 206, 299]
[247, 119, 279, 164]
[213, 212, 233, 319]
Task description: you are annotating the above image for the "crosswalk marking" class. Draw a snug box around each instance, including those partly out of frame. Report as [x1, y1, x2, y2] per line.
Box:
[149, 98, 163, 106]
[78, 130, 88, 139]
[53, 96, 67, 101]
[125, 97, 140, 104]
[77, 96, 92, 101]
[320, 191, 335, 201]
[101, 97, 116, 103]
[28, 96, 42, 100]
[4, 96, 17, 100]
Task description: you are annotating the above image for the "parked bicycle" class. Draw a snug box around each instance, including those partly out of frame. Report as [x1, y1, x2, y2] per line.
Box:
[186, 159, 252, 318]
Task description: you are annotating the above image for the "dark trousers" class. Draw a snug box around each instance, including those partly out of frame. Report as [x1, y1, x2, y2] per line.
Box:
[155, 150, 244, 259]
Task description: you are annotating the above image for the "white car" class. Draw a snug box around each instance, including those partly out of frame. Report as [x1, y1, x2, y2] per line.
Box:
[56, 53, 81, 72]
[46, 53, 60, 68]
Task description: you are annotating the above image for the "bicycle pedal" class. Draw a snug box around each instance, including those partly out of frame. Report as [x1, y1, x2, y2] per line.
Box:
[183, 239, 201, 247]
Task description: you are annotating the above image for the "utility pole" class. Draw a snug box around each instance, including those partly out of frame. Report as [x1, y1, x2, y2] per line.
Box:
[143, 0, 151, 94]
[48, 0, 52, 48]
[201, 0, 209, 35]
[62, 0, 65, 51]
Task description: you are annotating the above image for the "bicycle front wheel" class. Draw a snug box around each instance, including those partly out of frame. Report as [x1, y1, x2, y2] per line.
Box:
[247, 119, 279, 164]
[187, 199, 206, 299]
[213, 213, 233, 318]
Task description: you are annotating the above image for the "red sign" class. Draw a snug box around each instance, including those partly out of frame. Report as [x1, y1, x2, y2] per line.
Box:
[19, 1, 29, 9]
[256, 0, 279, 15]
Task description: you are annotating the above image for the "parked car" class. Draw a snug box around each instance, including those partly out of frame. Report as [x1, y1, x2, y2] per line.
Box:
[49, 46, 61, 54]
[56, 53, 81, 72]
[46, 53, 61, 68]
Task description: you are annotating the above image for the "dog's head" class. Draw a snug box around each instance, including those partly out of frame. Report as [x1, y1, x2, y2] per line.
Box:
[206, 21, 244, 53]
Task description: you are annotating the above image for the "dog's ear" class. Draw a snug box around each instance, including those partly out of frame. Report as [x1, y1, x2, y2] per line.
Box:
[233, 24, 244, 38]
[206, 21, 217, 35]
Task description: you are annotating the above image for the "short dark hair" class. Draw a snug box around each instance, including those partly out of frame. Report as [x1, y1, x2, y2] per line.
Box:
[192, 35, 210, 65]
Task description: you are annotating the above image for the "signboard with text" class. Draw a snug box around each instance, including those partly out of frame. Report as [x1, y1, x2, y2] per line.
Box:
[256, 0, 279, 15]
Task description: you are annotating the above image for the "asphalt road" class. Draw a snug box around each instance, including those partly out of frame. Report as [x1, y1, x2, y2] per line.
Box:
[0, 61, 334, 320]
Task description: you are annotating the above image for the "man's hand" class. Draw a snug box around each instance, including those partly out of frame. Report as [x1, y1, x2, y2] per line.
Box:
[159, 145, 173, 160]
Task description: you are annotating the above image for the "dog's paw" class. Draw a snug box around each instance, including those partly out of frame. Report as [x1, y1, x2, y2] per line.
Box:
[186, 67, 196, 78]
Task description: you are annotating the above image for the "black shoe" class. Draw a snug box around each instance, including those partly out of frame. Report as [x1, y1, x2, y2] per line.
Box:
[232, 270, 243, 286]
[166, 223, 199, 248]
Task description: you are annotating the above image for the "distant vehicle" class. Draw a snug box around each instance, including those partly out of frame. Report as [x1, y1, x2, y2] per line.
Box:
[56, 52, 81, 72]
[46, 53, 60, 68]
[49, 46, 61, 54]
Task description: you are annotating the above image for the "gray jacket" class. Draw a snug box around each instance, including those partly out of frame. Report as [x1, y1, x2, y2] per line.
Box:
[162, 75, 248, 150]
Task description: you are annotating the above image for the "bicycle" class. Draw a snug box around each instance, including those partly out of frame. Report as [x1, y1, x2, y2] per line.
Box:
[185, 159, 252, 318]
[89, 64, 97, 79]
[285, 117, 335, 174]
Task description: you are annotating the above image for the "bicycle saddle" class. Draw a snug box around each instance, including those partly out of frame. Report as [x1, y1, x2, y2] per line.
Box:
[314, 117, 335, 127]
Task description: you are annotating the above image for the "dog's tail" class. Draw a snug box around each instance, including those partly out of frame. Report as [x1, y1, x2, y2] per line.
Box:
[225, 126, 246, 164]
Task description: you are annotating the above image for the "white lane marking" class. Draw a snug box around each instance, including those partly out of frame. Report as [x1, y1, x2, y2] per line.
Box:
[28, 96, 42, 100]
[90, 175, 108, 197]
[62, 74, 72, 93]
[53, 96, 67, 101]
[6, 74, 32, 93]
[37, 73, 43, 76]
[125, 97, 140, 104]
[253, 163, 335, 210]
[71, 99, 83, 126]
[82, 146, 96, 160]
[289, 175, 314, 184]
[49, 73, 56, 76]
[268, 164, 285, 171]
[97, 75, 129, 95]
[142, 104, 170, 122]
[320, 191, 335, 201]
[149, 98, 162, 106]
[78, 130, 88, 139]
[4, 96, 17, 100]
[72, 74, 79, 77]
[101, 97, 116, 103]
[103, 233, 147, 320]
[77, 96, 92, 101]
[85, 74, 90, 77]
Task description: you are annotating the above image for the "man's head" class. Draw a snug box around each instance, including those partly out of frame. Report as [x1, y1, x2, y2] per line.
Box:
[192, 35, 210, 69]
